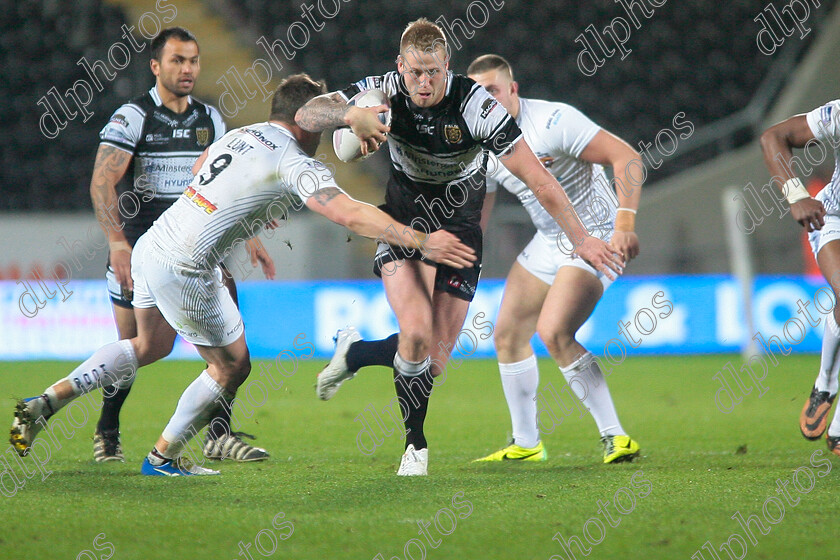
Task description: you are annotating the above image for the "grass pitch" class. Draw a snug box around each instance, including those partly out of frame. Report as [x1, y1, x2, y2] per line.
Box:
[0, 355, 835, 559]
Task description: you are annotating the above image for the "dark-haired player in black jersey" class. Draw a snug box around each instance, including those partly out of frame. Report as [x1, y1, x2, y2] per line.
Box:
[296, 18, 623, 476]
[90, 27, 271, 463]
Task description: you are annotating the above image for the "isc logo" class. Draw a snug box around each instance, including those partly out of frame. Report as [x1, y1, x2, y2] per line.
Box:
[172, 129, 191, 138]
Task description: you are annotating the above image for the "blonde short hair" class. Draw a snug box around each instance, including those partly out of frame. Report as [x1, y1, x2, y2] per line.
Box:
[467, 54, 514, 81]
[400, 18, 448, 59]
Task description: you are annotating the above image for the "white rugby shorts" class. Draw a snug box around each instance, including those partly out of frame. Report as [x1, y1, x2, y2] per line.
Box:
[131, 235, 243, 347]
[517, 230, 614, 290]
[808, 213, 840, 259]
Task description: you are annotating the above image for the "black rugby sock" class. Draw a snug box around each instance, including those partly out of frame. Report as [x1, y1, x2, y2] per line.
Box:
[207, 400, 233, 440]
[393, 367, 433, 450]
[97, 386, 132, 433]
[346, 334, 399, 372]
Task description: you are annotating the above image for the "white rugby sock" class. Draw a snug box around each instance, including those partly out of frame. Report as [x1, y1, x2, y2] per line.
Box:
[816, 312, 840, 395]
[161, 370, 230, 459]
[393, 352, 429, 377]
[46, 340, 138, 414]
[499, 355, 540, 449]
[560, 352, 624, 437]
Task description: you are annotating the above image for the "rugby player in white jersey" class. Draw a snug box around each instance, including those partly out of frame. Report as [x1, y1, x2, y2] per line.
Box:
[297, 21, 624, 475]
[10, 74, 476, 475]
[761, 100, 840, 455]
[467, 55, 642, 463]
[90, 27, 273, 463]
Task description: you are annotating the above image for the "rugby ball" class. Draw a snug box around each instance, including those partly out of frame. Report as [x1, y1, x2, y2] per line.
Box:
[332, 89, 392, 163]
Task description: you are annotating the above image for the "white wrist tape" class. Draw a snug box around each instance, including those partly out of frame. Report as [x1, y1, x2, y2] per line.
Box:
[784, 178, 810, 204]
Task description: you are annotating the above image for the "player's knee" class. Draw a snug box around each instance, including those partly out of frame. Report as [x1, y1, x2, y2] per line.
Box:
[536, 322, 574, 356]
[133, 337, 174, 366]
[493, 322, 521, 355]
[399, 329, 431, 359]
[228, 355, 252, 386]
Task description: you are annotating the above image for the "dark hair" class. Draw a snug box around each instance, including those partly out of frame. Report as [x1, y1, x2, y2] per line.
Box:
[151, 27, 198, 61]
[467, 54, 514, 81]
[269, 74, 327, 123]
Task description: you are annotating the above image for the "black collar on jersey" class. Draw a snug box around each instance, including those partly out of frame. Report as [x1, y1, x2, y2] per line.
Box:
[148, 86, 194, 117]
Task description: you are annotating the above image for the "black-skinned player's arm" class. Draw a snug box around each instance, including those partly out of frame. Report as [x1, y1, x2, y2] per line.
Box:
[192, 147, 276, 280]
[500, 138, 624, 279]
[760, 115, 826, 232]
[579, 130, 643, 260]
[89, 144, 134, 294]
[295, 92, 390, 156]
[305, 187, 476, 269]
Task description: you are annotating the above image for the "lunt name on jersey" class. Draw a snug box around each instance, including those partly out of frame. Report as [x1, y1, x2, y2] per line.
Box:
[226, 138, 255, 155]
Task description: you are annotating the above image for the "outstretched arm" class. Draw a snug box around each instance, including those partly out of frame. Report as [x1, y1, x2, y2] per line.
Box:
[305, 187, 476, 269]
[500, 138, 624, 278]
[579, 129, 643, 260]
[760, 115, 825, 232]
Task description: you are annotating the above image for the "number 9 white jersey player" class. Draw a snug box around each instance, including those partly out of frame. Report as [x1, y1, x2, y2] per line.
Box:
[10, 74, 476, 476]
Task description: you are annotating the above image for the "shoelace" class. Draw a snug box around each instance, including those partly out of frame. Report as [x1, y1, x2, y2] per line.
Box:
[174, 456, 197, 471]
[807, 391, 828, 415]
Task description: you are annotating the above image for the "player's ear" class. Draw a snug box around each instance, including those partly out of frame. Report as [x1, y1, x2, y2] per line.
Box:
[150, 58, 160, 77]
[511, 81, 519, 96]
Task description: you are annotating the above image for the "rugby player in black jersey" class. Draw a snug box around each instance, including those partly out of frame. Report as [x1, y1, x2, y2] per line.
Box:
[296, 19, 624, 475]
[89, 27, 272, 463]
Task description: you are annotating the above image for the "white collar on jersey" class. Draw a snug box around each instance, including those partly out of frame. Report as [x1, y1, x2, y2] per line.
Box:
[267, 121, 296, 138]
[148, 86, 192, 107]
[514, 96, 528, 126]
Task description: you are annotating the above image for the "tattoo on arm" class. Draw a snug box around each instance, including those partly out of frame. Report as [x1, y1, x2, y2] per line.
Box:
[311, 187, 343, 206]
[90, 144, 131, 234]
[296, 93, 349, 132]
[90, 145, 130, 202]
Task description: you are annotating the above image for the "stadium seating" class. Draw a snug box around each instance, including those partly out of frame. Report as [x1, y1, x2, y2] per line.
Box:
[1, 0, 148, 210]
[5, 0, 836, 210]
[227, 0, 837, 181]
